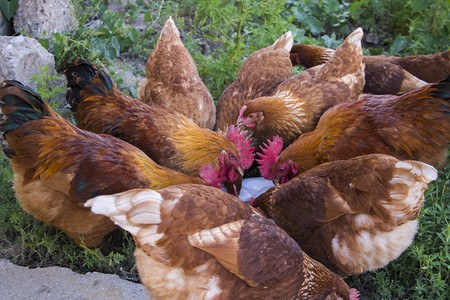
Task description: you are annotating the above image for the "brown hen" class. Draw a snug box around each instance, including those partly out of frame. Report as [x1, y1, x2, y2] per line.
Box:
[64, 58, 255, 196]
[257, 75, 450, 183]
[215, 30, 294, 132]
[137, 17, 216, 129]
[253, 154, 437, 276]
[237, 27, 365, 150]
[86, 184, 360, 300]
[0, 80, 209, 248]
[290, 43, 449, 94]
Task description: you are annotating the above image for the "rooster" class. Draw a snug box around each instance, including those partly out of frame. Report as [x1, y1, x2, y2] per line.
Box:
[215, 30, 293, 132]
[0, 80, 215, 248]
[237, 27, 365, 150]
[253, 154, 437, 276]
[290, 43, 449, 94]
[85, 184, 360, 300]
[137, 17, 216, 130]
[64, 58, 254, 196]
[258, 75, 450, 183]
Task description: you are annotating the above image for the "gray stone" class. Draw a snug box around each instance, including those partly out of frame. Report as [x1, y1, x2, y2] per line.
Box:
[14, 0, 77, 38]
[0, 35, 56, 88]
[0, 259, 151, 300]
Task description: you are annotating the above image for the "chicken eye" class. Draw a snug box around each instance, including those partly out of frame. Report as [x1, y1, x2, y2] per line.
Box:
[279, 167, 285, 172]
[229, 153, 236, 160]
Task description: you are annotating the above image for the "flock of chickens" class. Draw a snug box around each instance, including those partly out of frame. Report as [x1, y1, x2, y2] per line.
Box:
[1, 16, 449, 299]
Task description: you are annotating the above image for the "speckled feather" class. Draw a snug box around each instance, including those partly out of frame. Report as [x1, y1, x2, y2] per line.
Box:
[137, 17, 216, 129]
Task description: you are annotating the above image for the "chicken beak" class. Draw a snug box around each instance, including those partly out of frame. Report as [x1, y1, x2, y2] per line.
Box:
[273, 178, 279, 186]
[237, 166, 244, 176]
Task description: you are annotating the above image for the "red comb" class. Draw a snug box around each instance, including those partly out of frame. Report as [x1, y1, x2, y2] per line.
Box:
[236, 105, 247, 124]
[227, 125, 255, 170]
[349, 289, 360, 300]
[199, 164, 226, 189]
[256, 136, 283, 180]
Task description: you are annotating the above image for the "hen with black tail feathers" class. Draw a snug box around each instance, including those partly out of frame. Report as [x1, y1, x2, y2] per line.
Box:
[64, 58, 255, 196]
[0, 80, 212, 248]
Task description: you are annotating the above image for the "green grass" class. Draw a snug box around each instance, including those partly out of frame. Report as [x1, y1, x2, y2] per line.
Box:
[0, 152, 138, 280]
[1, 0, 449, 297]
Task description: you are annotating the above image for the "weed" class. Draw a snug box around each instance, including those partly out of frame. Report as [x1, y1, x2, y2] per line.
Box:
[0, 0, 18, 20]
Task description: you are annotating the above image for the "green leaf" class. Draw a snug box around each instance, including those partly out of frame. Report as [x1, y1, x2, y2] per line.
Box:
[307, 16, 325, 35]
[128, 28, 139, 44]
[348, 1, 364, 19]
[53, 33, 64, 57]
[410, 0, 434, 13]
[144, 11, 153, 22]
[390, 36, 410, 54]
[110, 36, 120, 57]
[38, 38, 50, 50]
[0, 0, 19, 20]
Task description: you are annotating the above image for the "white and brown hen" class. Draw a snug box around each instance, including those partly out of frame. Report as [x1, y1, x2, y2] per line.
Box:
[86, 184, 360, 300]
[253, 154, 437, 277]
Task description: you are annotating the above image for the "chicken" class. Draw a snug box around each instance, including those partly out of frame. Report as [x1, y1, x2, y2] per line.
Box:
[0, 80, 212, 248]
[85, 184, 360, 300]
[253, 154, 437, 276]
[64, 58, 254, 196]
[137, 17, 216, 130]
[257, 76, 450, 183]
[290, 43, 450, 94]
[237, 27, 365, 150]
[215, 30, 294, 132]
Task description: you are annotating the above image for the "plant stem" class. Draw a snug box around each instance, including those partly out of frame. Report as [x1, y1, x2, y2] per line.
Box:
[234, 3, 245, 51]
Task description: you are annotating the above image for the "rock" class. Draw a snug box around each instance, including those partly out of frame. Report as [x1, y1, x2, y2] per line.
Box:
[112, 58, 146, 97]
[108, 0, 137, 14]
[0, 36, 56, 89]
[0, 259, 151, 300]
[13, 0, 77, 38]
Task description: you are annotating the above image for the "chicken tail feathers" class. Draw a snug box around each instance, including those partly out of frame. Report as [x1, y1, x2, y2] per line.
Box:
[431, 73, 450, 104]
[399, 73, 450, 115]
[0, 80, 49, 133]
[64, 57, 115, 113]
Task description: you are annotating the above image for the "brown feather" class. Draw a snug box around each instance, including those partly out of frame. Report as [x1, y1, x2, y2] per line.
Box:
[1, 82, 205, 248]
[239, 28, 364, 149]
[254, 154, 437, 276]
[276, 78, 450, 177]
[291, 44, 449, 94]
[215, 31, 293, 132]
[138, 17, 216, 129]
[85, 185, 353, 299]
